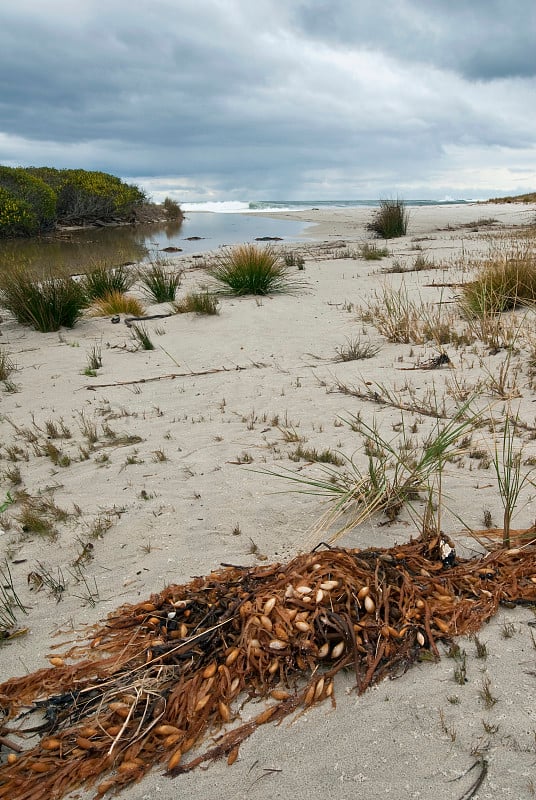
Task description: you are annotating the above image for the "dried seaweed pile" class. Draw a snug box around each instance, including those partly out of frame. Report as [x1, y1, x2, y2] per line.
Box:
[1, 536, 536, 800]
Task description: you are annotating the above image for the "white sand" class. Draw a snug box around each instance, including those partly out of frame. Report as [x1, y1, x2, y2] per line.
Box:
[1, 201, 536, 799]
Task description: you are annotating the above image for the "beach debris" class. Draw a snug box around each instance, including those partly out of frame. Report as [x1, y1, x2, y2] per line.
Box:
[0, 535, 535, 799]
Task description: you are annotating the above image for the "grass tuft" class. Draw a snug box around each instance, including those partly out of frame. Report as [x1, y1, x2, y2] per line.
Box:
[88, 291, 145, 317]
[137, 260, 183, 303]
[174, 291, 220, 315]
[0, 268, 86, 332]
[459, 241, 536, 315]
[80, 263, 134, 302]
[368, 198, 409, 239]
[209, 244, 304, 296]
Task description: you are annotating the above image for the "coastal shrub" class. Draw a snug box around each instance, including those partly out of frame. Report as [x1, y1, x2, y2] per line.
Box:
[0, 167, 57, 235]
[88, 291, 144, 317]
[54, 170, 145, 223]
[459, 242, 536, 316]
[80, 262, 135, 302]
[137, 261, 183, 303]
[27, 167, 145, 224]
[0, 269, 86, 332]
[173, 291, 220, 315]
[163, 197, 184, 220]
[368, 198, 409, 239]
[209, 244, 303, 296]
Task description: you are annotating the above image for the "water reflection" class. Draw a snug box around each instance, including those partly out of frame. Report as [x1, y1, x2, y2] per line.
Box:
[0, 214, 308, 276]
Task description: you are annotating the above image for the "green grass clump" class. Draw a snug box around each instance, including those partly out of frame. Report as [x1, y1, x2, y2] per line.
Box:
[209, 244, 303, 296]
[368, 198, 409, 239]
[80, 263, 134, 301]
[0, 269, 86, 332]
[137, 262, 182, 303]
[88, 291, 144, 317]
[174, 291, 220, 315]
[459, 243, 536, 316]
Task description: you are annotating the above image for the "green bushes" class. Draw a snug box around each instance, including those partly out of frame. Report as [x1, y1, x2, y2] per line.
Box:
[0, 168, 57, 236]
[0, 269, 86, 332]
[368, 198, 409, 239]
[0, 166, 145, 237]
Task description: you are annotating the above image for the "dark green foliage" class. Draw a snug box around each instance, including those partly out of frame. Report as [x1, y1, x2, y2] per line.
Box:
[0, 269, 86, 332]
[368, 199, 409, 239]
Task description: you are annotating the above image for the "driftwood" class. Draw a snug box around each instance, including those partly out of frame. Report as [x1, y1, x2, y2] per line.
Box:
[1, 535, 535, 799]
[86, 363, 267, 391]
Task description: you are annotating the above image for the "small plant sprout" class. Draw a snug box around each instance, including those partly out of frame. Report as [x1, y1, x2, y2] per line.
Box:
[0, 348, 16, 381]
[479, 676, 498, 709]
[130, 323, 155, 350]
[85, 341, 103, 375]
[334, 336, 380, 362]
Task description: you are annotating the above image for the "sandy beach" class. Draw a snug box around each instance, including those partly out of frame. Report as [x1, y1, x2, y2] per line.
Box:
[2, 201, 536, 799]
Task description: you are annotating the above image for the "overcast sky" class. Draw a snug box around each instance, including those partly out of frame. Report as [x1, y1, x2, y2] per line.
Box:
[1, 0, 535, 202]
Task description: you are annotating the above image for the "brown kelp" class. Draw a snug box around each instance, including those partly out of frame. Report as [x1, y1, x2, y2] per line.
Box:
[1, 535, 536, 799]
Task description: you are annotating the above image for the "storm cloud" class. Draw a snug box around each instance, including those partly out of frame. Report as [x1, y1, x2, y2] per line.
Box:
[0, 0, 534, 200]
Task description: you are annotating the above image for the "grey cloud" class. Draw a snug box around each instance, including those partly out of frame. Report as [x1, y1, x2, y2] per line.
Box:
[0, 0, 534, 199]
[292, 0, 536, 80]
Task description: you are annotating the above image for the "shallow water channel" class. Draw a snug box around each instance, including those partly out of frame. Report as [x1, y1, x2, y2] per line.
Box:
[0, 213, 309, 275]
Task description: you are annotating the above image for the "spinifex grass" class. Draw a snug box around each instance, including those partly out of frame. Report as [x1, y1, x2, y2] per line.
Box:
[0, 268, 86, 332]
[209, 244, 305, 296]
[263, 400, 477, 542]
[137, 261, 182, 303]
[367, 198, 409, 239]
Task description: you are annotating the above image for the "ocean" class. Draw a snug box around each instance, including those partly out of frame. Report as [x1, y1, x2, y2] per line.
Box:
[180, 198, 476, 214]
